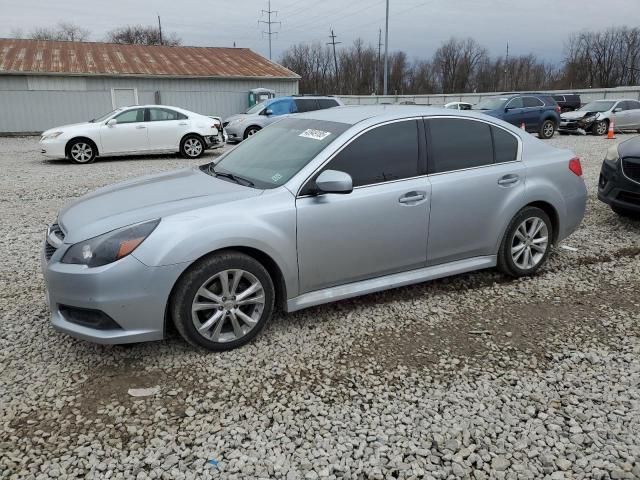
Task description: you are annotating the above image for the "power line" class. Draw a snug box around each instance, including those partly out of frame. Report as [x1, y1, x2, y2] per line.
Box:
[259, 0, 281, 60]
[327, 28, 342, 90]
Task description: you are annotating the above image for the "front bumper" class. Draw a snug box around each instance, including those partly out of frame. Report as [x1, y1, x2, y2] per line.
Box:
[223, 123, 244, 142]
[39, 137, 67, 158]
[598, 159, 640, 212]
[42, 243, 188, 344]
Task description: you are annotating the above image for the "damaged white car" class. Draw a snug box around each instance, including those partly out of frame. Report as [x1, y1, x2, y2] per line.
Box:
[558, 99, 640, 136]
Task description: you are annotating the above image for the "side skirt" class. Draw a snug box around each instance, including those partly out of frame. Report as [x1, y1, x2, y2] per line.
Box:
[286, 256, 497, 313]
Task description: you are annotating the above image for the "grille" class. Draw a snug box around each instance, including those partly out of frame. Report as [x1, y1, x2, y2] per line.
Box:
[622, 158, 640, 184]
[45, 223, 65, 261]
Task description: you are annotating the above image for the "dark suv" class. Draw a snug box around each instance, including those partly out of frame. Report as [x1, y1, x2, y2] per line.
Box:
[472, 93, 561, 139]
[552, 94, 581, 113]
[598, 136, 640, 218]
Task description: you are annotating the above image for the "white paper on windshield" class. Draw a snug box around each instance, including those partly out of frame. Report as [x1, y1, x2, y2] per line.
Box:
[299, 129, 331, 140]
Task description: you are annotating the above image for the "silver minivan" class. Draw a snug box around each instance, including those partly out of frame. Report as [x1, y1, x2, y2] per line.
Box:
[223, 96, 343, 141]
[43, 106, 587, 351]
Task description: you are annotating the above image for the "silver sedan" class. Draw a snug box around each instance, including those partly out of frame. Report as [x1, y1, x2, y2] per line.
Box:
[43, 106, 587, 351]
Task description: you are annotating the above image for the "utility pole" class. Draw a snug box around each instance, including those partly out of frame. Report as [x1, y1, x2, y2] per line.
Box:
[259, 0, 280, 60]
[327, 29, 342, 92]
[503, 42, 509, 91]
[376, 28, 382, 94]
[383, 0, 389, 95]
[158, 15, 163, 45]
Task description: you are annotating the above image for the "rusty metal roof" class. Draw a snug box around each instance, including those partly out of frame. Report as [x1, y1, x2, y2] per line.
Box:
[0, 38, 299, 79]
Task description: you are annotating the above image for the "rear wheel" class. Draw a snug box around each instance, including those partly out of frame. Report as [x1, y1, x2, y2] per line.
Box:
[498, 207, 553, 277]
[68, 139, 96, 164]
[180, 135, 205, 158]
[593, 120, 608, 136]
[539, 120, 556, 139]
[171, 251, 275, 351]
[244, 126, 261, 139]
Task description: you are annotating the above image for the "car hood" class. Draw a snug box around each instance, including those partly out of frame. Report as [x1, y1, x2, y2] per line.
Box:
[58, 167, 263, 244]
[225, 113, 251, 123]
[561, 110, 601, 120]
[42, 122, 96, 136]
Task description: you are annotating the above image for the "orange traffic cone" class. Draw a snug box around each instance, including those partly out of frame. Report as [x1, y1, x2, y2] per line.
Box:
[607, 118, 616, 139]
[520, 122, 526, 130]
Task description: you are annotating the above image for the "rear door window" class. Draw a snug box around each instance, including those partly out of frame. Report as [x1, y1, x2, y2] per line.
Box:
[506, 97, 523, 109]
[147, 108, 184, 121]
[427, 118, 494, 173]
[318, 99, 340, 109]
[627, 100, 640, 110]
[323, 120, 420, 187]
[295, 99, 320, 112]
[492, 126, 519, 163]
[523, 97, 544, 108]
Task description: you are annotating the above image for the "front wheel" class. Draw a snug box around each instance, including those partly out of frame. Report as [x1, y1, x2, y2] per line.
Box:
[68, 139, 96, 164]
[498, 207, 553, 277]
[244, 126, 261, 139]
[171, 252, 275, 351]
[593, 120, 608, 136]
[180, 135, 205, 158]
[538, 120, 556, 139]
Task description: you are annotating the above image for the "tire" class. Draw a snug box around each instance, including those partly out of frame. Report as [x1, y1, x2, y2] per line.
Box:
[180, 135, 205, 158]
[593, 120, 608, 136]
[67, 139, 96, 164]
[538, 120, 556, 140]
[170, 251, 275, 351]
[612, 205, 640, 219]
[244, 126, 261, 139]
[498, 206, 553, 277]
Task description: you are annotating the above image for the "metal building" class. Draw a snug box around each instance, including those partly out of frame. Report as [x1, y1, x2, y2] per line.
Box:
[0, 39, 300, 134]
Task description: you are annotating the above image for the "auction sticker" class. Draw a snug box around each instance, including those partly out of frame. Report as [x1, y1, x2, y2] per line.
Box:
[299, 129, 332, 140]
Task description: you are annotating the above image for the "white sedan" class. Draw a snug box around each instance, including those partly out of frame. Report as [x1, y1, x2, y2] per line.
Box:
[40, 105, 227, 164]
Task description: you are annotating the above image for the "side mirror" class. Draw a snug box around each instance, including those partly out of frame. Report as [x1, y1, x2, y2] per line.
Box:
[106, 118, 117, 126]
[613, 107, 622, 113]
[315, 170, 353, 195]
[264, 108, 273, 116]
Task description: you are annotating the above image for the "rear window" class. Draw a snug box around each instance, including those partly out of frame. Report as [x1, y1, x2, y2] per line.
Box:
[318, 98, 340, 109]
[524, 97, 545, 108]
[539, 96, 557, 106]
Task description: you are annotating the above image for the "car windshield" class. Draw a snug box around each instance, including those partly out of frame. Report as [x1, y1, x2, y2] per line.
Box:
[245, 102, 267, 114]
[472, 97, 509, 110]
[578, 101, 615, 112]
[203, 118, 350, 189]
[90, 108, 122, 122]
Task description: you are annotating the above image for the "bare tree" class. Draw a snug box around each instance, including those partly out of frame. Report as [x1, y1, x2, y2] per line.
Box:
[433, 37, 488, 93]
[105, 25, 181, 46]
[22, 22, 90, 41]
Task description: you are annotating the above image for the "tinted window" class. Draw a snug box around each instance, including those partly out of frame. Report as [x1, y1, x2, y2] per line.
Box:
[428, 118, 493, 173]
[506, 97, 523, 109]
[148, 108, 184, 121]
[553, 95, 565, 102]
[295, 99, 320, 112]
[523, 97, 544, 108]
[459, 103, 471, 110]
[268, 99, 295, 115]
[318, 98, 340, 109]
[628, 101, 640, 110]
[492, 126, 519, 163]
[325, 120, 419, 187]
[115, 109, 144, 124]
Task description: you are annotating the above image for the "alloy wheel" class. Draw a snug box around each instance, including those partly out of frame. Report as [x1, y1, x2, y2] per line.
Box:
[542, 122, 554, 138]
[70, 143, 93, 163]
[511, 217, 549, 270]
[596, 122, 608, 136]
[191, 269, 265, 343]
[184, 138, 203, 157]
[248, 128, 258, 136]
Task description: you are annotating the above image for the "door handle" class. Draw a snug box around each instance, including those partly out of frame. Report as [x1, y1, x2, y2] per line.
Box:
[399, 191, 426, 204]
[498, 174, 520, 186]
[178, 122, 188, 126]
[135, 125, 147, 129]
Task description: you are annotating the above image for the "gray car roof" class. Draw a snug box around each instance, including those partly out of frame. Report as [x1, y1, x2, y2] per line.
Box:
[295, 104, 502, 126]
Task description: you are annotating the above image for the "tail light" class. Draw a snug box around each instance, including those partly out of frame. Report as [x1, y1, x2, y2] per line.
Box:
[569, 157, 583, 176]
[555, 106, 561, 113]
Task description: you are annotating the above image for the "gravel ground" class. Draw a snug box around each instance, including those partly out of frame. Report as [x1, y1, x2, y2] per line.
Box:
[1, 134, 639, 480]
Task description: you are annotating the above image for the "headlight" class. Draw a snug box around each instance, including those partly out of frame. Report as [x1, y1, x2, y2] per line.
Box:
[42, 131, 63, 140]
[604, 144, 619, 165]
[62, 219, 160, 267]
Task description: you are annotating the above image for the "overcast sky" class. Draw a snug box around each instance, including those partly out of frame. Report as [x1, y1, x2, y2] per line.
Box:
[0, 0, 637, 63]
